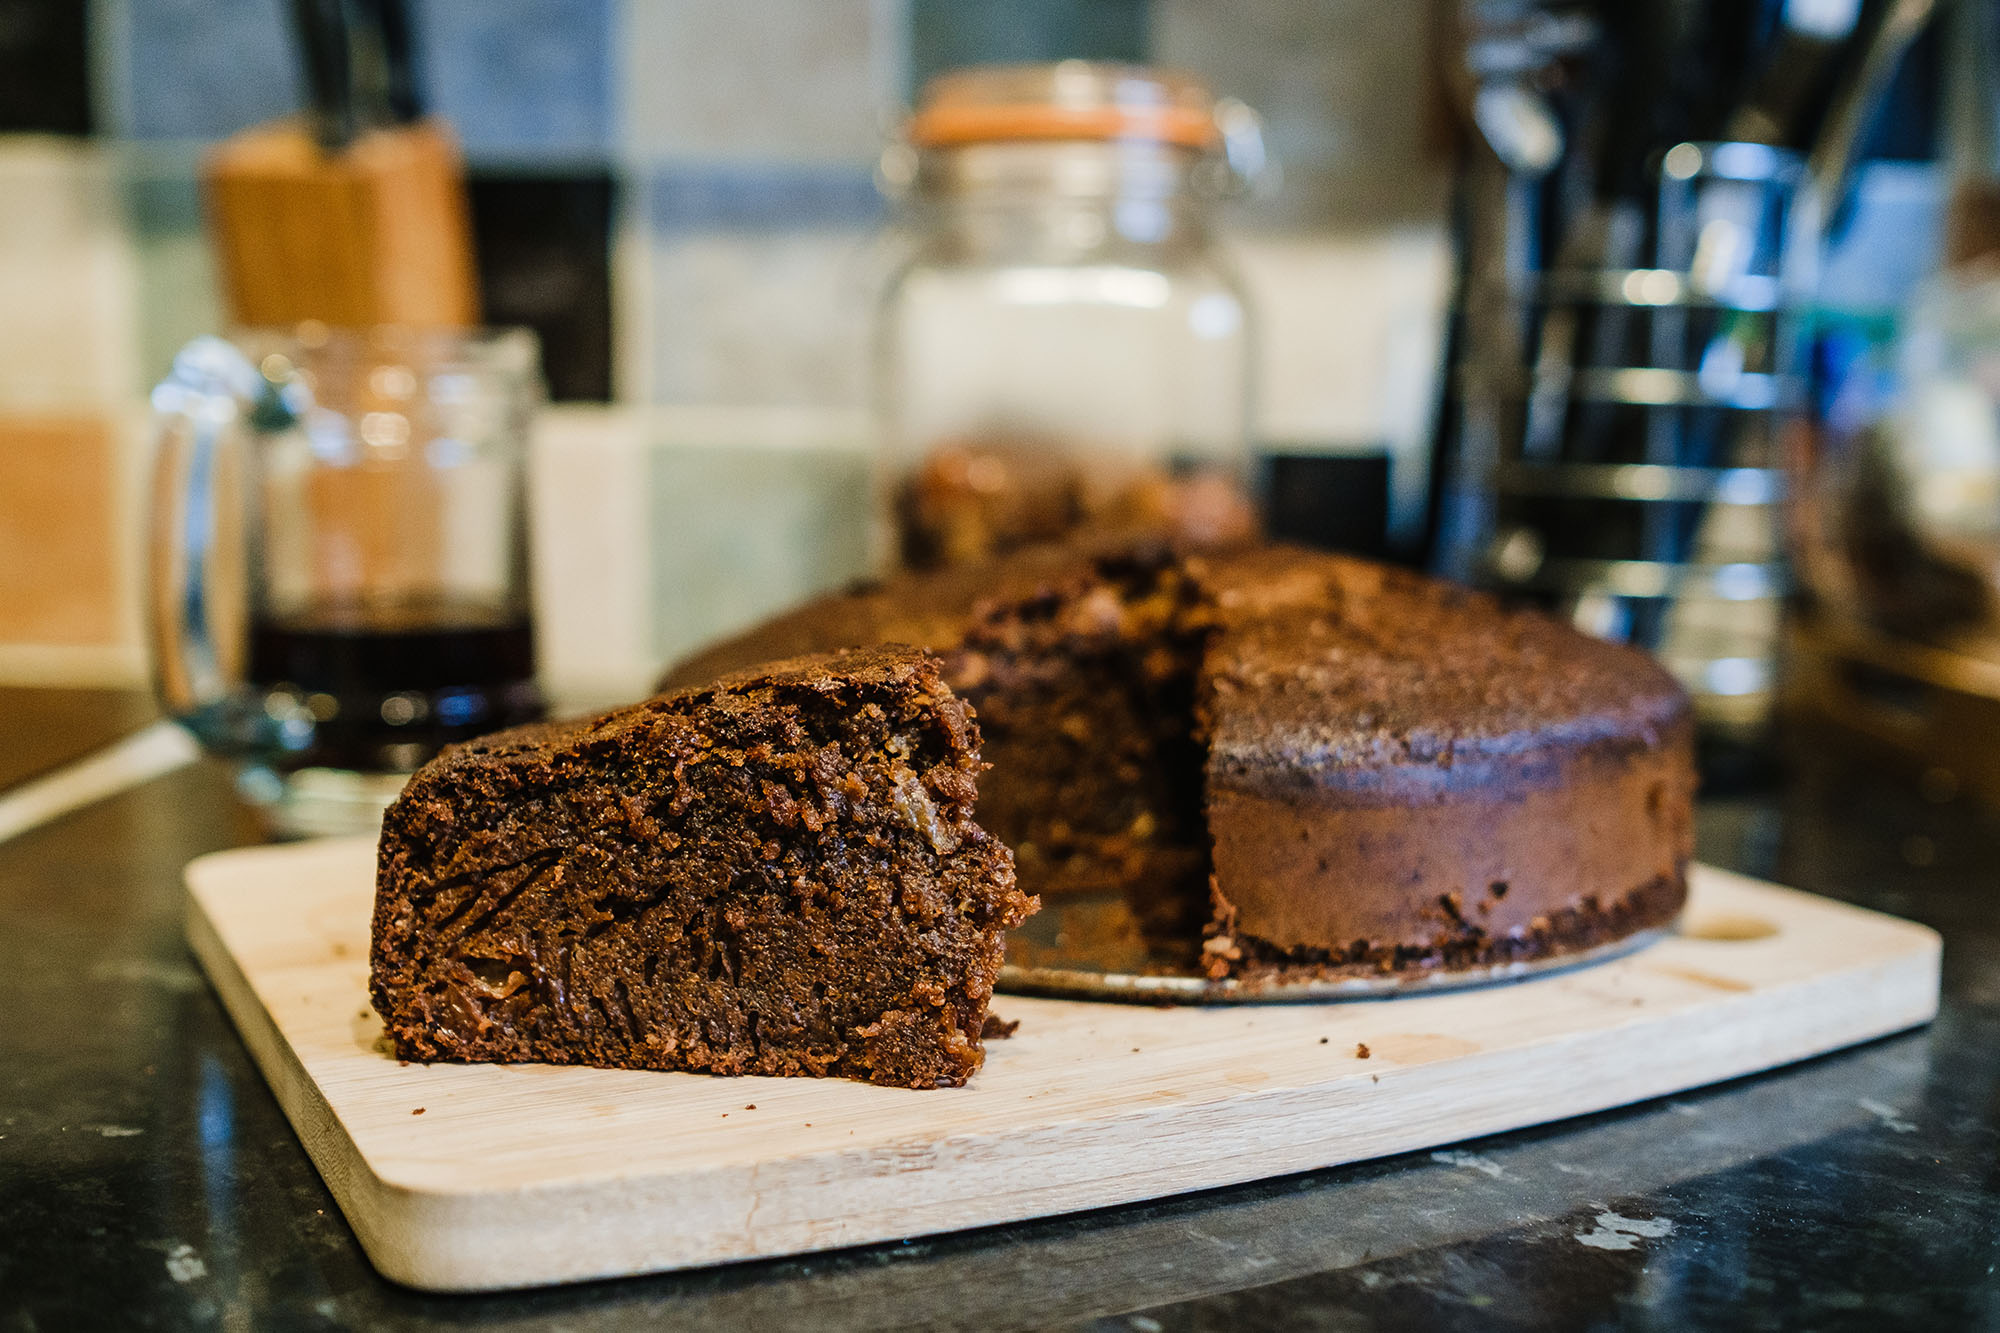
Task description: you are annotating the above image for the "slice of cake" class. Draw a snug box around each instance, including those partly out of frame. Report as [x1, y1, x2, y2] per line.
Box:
[370, 646, 1034, 1089]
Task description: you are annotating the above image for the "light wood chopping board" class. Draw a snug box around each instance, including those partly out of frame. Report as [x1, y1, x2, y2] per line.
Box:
[183, 837, 1939, 1293]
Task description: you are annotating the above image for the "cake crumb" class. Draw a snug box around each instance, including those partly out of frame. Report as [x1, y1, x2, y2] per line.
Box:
[981, 1013, 1020, 1040]
[1319, 1037, 1328, 1045]
[411, 1108, 425, 1116]
[1371, 1074, 1379, 1084]
[745, 1104, 756, 1110]
[1355, 1043, 1371, 1059]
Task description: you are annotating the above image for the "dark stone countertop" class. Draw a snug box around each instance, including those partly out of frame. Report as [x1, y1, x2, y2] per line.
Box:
[2, 693, 1997, 1331]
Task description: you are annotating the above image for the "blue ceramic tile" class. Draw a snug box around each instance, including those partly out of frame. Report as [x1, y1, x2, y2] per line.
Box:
[113, 0, 612, 160]
[647, 163, 883, 233]
[411, 0, 613, 163]
[908, 0, 1148, 97]
[115, 0, 303, 140]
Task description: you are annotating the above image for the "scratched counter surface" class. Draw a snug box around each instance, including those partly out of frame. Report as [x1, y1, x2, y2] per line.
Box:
[2, 689, 1997, 1332]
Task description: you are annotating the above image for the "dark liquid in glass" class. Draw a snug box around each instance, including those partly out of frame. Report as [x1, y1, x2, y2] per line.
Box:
[246, 598, 545, 773]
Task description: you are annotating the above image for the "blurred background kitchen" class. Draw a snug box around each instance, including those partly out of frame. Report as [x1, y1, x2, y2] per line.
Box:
[3, 0, 1998, 826]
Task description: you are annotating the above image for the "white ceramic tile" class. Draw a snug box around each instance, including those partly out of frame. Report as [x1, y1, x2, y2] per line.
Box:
[1152, 0, 1451, 227]
[1232, 226, 1452, 536]
[0, 140, 143, 411]
[529, 406, 655, 707]
[609, 193, 658, 404]
[643, 406, 875, 668]
[527, 405, 876, 705]
[621, 0, 896, 163]
[644, 228, 882, 407]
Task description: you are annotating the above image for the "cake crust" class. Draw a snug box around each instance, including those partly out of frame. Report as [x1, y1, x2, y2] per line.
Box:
[1192, 547, 1693, 980]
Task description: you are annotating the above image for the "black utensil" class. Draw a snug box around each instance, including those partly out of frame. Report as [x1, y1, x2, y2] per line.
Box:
[291, 0, 356, 150]
[289, 0, 422, 150]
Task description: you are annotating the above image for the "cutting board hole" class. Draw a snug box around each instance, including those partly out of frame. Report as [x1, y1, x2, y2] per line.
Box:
[1679, 912, 1777, 942]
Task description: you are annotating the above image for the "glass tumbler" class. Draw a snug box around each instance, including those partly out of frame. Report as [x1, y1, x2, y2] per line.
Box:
[147, 325, 546, 836]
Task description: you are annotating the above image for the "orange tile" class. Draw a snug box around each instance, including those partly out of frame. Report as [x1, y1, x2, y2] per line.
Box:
[0, 414, 121, 644]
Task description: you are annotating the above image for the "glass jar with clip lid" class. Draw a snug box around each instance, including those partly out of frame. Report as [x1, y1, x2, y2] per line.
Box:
[875, 61, 1270, 568]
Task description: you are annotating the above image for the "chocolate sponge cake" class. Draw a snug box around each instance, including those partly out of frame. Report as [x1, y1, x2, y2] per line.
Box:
[371, 646, 1033, 1088]
[1192, 547, 1692, 980]
[663, 542, 1695, 984]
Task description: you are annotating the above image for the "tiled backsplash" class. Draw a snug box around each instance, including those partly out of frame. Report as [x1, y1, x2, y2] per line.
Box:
[6, 0, 1460, 696]
[1153, 0, 1451, 228]
[0, 141, 144, 410]
[530, 406, 875, 708]
[626, 0, 895, 163]
[416, 0, 616, 165]
[0, 405, 150, 688]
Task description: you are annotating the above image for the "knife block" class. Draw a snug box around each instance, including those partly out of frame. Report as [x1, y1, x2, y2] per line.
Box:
[203, 118, 479, 329]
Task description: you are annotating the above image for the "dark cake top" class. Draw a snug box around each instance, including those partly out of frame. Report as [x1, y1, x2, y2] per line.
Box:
[659, 541, 1690, 798]
[1191, 547, 1689, 793]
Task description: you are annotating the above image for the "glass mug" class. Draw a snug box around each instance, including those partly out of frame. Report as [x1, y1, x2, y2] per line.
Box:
[147, 325, 546, 836]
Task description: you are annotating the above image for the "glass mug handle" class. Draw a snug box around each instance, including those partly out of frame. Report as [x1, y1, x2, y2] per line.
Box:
[145, 337, 288, 753]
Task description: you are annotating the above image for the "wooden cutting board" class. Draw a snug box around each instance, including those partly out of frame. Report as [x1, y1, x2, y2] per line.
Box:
[184, 837, 1940, 1293]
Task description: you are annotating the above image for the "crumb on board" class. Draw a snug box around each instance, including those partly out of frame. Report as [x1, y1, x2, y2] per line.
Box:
[1355, 1043, 1371, 1059]
[1319, 1037, 1328, 1045]
[745, 1104, 756, 1110]
[982, 1013, 1020, 1040]
[411, 1108, 425, 1116]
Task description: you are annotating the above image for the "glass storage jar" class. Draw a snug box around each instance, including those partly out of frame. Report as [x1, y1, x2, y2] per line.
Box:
[875, 62, 1265, 567]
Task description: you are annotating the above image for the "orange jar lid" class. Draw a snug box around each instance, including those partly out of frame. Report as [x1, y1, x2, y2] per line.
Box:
[908, 62, 1222, 151]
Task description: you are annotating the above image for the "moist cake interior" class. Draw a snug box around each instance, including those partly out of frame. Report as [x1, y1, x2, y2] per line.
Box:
[372, 649, 1031, 1088]
[942, 553, 1216, 972]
